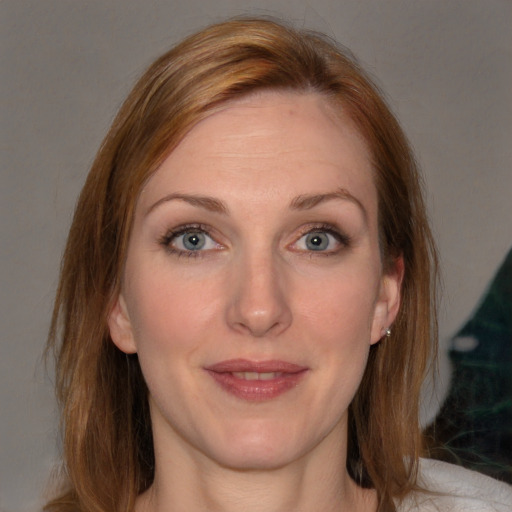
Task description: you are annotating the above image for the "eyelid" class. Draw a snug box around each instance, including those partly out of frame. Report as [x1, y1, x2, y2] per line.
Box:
[289, 223, 351, 253]
[158, 222, 351, 258]
[159, 223, 223, 257]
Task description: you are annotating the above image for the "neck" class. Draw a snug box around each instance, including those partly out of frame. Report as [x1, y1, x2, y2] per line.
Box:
[136, 425, 376, 512]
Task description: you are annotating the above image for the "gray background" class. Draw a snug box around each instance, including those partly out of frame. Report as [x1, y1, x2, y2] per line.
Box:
[1, 1, 511, 510]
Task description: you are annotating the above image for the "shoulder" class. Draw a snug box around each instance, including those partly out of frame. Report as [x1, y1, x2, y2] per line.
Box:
[397, 458, 512, 512]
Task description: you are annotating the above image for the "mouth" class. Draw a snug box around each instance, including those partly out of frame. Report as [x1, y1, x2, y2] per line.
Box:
[231, 371, 285, 380]
[204, 359, 308, 402]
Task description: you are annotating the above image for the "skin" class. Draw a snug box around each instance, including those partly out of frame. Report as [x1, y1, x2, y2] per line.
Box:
[108, 91, 402, 512]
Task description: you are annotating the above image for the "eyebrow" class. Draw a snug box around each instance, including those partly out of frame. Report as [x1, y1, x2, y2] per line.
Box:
[145, 193, 229, 216]
[290, 188, 368, 221]
[145, 187, 367, 220]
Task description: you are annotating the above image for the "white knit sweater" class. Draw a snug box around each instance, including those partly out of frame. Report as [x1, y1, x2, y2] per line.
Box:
[397, 459, 512, 511]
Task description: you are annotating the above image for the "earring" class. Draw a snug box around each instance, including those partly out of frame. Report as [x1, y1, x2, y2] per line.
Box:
[384, 328, 391, 338]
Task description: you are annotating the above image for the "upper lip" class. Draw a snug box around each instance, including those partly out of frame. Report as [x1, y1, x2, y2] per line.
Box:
[205, 359, 308, 373]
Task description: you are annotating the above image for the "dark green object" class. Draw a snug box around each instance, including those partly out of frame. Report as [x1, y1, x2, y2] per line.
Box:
[426, 247, 512, 483]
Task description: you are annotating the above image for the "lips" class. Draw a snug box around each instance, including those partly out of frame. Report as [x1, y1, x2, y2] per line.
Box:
[205, 359, 308, 401]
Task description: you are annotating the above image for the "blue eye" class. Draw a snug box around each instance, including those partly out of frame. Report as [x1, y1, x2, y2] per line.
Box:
[181, 232, 207, 250]
[304, 232, 331, 251]
[161, 226, 220, 255]
[294, 228, 347, 253]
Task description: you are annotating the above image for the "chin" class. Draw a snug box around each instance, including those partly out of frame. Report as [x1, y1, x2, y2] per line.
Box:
[212, 444, 298, 471]
[201, 419, 313, 471]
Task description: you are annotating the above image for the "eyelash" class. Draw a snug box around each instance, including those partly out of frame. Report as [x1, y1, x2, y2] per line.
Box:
[293, 223, 352, 256]
[158, 223, 216, 259]
[158, 222, 351, 258]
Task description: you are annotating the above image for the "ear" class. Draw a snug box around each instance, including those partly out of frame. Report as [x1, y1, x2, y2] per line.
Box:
[108, 293, 137, 354]
[370, 256, 404, 345]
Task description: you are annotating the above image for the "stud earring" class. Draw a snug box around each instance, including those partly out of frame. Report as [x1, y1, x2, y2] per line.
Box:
[384, 328, 391, 338]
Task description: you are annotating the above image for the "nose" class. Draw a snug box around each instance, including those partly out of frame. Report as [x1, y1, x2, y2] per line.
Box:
[226, 252, 292, 338]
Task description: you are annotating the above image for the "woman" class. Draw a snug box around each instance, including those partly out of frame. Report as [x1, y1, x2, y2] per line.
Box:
[45, 18, 512, 512]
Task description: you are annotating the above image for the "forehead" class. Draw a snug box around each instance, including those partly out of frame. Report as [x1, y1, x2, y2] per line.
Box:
[137, 91, 376, 219]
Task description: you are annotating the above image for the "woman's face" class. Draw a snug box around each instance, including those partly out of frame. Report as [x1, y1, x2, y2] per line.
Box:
[109, 92, 401, 471]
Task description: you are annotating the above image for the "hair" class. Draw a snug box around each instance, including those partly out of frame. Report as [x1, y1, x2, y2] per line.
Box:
[45, 17, 438, 512]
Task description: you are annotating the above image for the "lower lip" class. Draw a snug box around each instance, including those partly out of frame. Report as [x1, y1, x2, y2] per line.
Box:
[206, 370, 308, 402]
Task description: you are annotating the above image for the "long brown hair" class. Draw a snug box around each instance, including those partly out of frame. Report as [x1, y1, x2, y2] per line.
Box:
[45, 17, 438, 512]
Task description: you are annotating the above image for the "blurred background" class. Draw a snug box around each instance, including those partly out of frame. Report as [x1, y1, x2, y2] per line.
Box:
[1, 1, 511, 510]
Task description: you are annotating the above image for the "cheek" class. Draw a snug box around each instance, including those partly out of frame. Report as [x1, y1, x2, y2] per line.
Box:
[295, 265, 379, 400]
[297, 267, 380, 341]
[126, 266, 221, 347]
[291, 271, 377, 430]
[124, 272, 207, 398]
[124, 282, 193, 376]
